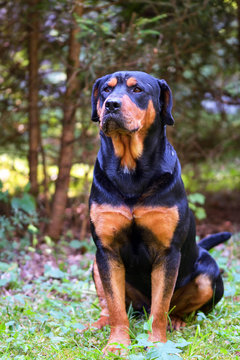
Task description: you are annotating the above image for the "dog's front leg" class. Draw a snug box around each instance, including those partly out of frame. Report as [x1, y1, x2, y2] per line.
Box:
[96, 253, 130, 354]
[149, 252, 180, 343]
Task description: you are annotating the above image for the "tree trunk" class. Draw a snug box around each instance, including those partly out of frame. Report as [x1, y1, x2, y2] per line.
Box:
[47, 1, 83, 240]
[28, 0, 40, 197]
[238, 0, 240, 60]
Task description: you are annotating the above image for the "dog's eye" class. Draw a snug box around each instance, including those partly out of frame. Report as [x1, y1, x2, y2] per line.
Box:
[103, 86, 111, 93]
[133, 86, 143, 93]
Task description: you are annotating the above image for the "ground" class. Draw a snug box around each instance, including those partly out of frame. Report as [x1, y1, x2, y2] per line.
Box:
[0, 192, 239, 359]
[197, 191, 240, 237]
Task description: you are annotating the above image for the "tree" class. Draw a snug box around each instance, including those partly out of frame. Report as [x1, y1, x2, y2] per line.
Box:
[27, 0, 40, 197]
[47, 0, 84, 239]
[0, 0, 239, 240]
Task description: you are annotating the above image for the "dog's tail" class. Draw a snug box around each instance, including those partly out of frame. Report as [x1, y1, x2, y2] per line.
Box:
[198, 232, 231, 251]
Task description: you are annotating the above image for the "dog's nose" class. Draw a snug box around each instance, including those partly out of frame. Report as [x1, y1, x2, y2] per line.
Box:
[105, 99, 121, 112]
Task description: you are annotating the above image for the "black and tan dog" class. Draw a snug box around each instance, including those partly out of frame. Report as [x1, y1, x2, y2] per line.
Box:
[88, 71, 231, 354]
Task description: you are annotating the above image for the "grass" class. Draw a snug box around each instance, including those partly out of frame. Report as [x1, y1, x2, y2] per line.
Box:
[0, 234, 240, 359]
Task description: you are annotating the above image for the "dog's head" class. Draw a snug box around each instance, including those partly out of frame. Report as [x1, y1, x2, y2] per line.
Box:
[91, 71, 174, 171]
[91, 71, 174, 135]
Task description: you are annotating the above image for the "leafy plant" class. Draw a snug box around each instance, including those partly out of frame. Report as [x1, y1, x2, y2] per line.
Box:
[0, 233, 239, 359]
[0, 182, 38, 251]
[188, 193, 206, 220]
[0, 180, 9, 203]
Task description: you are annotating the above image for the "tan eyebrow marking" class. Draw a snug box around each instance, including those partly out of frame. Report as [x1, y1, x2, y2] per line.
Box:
[107, 77, 117, 87]
[126, 77, 137, 87]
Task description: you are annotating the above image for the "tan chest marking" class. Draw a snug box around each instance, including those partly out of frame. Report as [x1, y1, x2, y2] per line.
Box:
[91, 203, 179, 248]
[90, 203, 132, 248]
[111, 134, 140, 170]
[111, 98, 155, 170]
[133, 206, 179, 247]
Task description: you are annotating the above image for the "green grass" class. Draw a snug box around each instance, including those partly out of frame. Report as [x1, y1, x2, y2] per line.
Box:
[0, 234, 240, 359]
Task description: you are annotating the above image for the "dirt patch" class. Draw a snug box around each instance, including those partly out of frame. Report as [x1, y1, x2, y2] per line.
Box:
[197, 191, 240, 238]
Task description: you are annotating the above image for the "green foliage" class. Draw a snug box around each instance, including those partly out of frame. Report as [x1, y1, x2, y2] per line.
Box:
[0, 216, 14, 240]
[0, 181, 9, 203]
[0, 0, 239, 231]
[128, 334, 190, 359]
[0, 234, 239, 359]
[143, 315, 153, 333]
[0, 0, 239, 171]
[188, 193, 206, 220]
[182, 159, 240, 193]
[0, 182, 38, 251]
[146, 339, 189, 360]
[11, 193, 36, 214]
[0, 261, 20, 288]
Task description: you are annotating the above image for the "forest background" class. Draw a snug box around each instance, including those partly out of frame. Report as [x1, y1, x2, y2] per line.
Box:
[0, 0, 239, 242]
[0, 1, 240, 359]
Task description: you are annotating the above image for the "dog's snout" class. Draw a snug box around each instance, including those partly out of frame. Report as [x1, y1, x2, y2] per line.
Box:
[105, 99, 121, 112]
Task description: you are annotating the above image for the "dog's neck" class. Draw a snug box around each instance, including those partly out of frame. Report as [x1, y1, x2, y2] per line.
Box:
[97, 125, 179, 199]
[110, 132, 145, 173]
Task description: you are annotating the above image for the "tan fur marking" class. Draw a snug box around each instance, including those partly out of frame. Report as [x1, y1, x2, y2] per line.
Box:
[110, 98, 156, 170]
[149, 265, 168, 342]
[90, 203, 132, 247]
[126, 77, 137, 87]
[97, 99, 102, 118]
[143, 99, 156, 129]
[121, 95, 146, 131]
[149, 262, 179, 343]
[107, 77, 117, 87]
[98, 98, 108, 127]
[98, 93, 155, 171]
[194, 274, 213, 304]
[91, 258, 109, 329]
[133, 206, 179, 247]
[94, 87, 98, 99]
[170, 274, 213, 317]
[103, 261, 130, 353]
[119, 135, 136, 169]
[111, 134, 125, 158]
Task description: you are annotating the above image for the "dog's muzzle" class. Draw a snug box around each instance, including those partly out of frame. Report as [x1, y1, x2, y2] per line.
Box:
[101, 98, 125, 134]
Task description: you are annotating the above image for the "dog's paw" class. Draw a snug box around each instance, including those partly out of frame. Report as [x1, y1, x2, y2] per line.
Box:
[76, 315, 109, 333]
[103, 338, 130, 356]
[90, 315, 109, 330]
[103, 331, 130, 355]
[168, 316, 186, 331]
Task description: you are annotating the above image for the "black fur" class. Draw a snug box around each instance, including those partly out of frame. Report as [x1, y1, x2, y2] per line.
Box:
[89, 71, 231, 324]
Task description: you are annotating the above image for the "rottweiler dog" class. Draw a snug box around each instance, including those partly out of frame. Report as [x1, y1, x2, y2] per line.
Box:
[88, 71, 231, 354]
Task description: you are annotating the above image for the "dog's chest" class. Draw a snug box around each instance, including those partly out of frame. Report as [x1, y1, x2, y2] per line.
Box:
[90, 203, 179, 249]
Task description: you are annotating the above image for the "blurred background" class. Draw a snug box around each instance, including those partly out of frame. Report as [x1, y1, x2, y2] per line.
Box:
[0, 0, 239, 244]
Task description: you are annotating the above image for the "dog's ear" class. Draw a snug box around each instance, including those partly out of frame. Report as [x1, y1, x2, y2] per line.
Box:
[91, 78, 102, 122]
[158, 79, 174, 126]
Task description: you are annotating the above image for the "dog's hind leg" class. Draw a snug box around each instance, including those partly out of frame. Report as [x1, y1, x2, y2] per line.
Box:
[170, 250, 224, 329]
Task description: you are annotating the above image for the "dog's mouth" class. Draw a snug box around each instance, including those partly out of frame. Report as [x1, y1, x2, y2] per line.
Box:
[101, 114, 139, 135]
